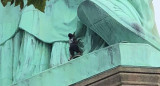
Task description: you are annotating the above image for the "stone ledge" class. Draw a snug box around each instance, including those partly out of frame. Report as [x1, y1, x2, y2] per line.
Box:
[12, 43, 160, 86]
[72, 66, 160, 86]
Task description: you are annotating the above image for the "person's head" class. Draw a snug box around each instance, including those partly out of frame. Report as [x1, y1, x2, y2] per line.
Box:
[68, 33, 73, 39]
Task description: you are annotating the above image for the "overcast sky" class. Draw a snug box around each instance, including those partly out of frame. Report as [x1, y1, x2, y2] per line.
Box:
[153, 0, 160, 36]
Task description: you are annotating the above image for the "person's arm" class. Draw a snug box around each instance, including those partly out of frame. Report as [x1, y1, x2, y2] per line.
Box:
[73, 32, 75, 35]
[73, 32, 76, 37]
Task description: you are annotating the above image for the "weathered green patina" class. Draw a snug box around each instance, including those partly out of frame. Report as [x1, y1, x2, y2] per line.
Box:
[12, 43, 160, 86]
[78, 0, 160, 50]
[0, 0, 160, 86]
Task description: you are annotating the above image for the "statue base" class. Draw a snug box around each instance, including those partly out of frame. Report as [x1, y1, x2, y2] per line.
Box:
[12, 43, 160, 86]
[72, 66, 160, 86]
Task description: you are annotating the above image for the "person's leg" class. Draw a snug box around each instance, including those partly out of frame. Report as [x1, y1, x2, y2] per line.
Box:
[69, 46, 74, 60]
[75, 45, 81, 55]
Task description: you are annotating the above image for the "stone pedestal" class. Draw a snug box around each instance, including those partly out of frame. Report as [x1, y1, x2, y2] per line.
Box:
[72, 66, 160, 86]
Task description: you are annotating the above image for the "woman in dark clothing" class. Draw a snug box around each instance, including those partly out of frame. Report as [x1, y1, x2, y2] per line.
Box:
[68, 33, 81, 60]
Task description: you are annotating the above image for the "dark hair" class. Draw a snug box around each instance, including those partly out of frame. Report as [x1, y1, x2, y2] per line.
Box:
[68, 33, 73, 39]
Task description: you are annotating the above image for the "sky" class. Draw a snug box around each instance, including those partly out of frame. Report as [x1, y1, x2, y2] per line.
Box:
[153, 0, 160, 36]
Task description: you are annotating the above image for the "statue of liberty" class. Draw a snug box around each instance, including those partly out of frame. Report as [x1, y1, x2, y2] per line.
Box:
[0, 0, 160, 86]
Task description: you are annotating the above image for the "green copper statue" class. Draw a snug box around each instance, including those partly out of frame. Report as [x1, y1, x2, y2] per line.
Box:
[0, 0, 160, 86]
[77, 0, 160, 51]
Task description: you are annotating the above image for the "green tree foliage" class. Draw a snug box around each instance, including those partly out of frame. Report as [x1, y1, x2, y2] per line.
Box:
[1, 0, 47, 12]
